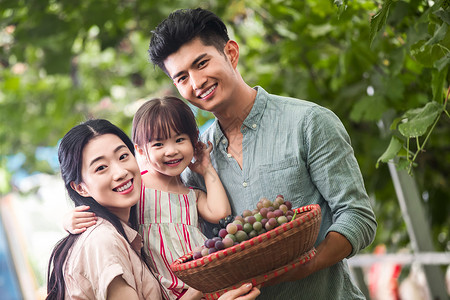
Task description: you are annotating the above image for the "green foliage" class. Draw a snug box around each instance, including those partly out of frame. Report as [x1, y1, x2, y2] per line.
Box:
[1, 0, 449, 254]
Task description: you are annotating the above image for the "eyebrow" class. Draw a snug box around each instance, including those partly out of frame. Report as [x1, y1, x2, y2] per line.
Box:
[172, 53, 208, 80]
[88, 145, 127, 167]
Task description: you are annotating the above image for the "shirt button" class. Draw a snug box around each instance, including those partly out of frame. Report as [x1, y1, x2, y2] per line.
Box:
[222, 140, 226, 145]
[227, 153, 232, 158]
[252, 124, 257, 129]
[242, 182, 248, 187]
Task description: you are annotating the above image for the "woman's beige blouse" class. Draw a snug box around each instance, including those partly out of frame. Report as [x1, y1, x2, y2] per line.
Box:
[63, 218, 162, 299]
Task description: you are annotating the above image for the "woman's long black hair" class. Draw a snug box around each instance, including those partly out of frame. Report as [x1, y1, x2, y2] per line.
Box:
[46, 119, 139, 300]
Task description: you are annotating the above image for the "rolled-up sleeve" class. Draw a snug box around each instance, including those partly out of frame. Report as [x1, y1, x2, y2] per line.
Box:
[303, 106, 377, 257]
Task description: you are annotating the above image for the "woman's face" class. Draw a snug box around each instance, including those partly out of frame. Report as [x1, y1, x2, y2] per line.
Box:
[72, 134, 141, 221]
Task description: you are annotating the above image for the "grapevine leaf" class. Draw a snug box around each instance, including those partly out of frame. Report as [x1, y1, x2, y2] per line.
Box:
[398, 102, 443, 137]
[376, 136, 403, 168]
[369, 0, 394, 47]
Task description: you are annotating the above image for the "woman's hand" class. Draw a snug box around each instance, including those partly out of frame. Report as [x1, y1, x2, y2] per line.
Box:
[218, 283, 261, 300]
[63, 205, 97, 234]
[189, 141, 214, 177]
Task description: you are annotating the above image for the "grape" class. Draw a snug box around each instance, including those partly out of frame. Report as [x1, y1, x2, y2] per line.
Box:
[222, 237, 234, 248]
[226, 223, 238, 234]
[219, 228, 228, 239]
[279, 204, 288, 213]
[243, 222, 253, 234]
[262, 199, 272, 208]
[261, 218, 268, 227]
[234, 215, 244, 223]
[225, 233, 237, 242]
[205, 239, 216, 248]
[215, 240, 225, 250]
[260, 207, 268, 218]
[242, 209, 253, 217]
[235, 230, 249, 242]
[248, 230, 258, 238]
[274, 209, 283, 218]
[193, 251, 203, 260]
[208, 247, 217, 254]
[232, 219, 243, 226]
[268, 218, 278, 228]
[285, 201, 292, 210]
[252, 208, 259, 215]
[254, 212, 263, 222]
[236, 224, 243, 231]
[265, 222, 274, 231]
[201, 248, 209, 257]
[277, 216, 288, 225]
[245, 216, 256, 225]
[266, 211, 275, 219]
[252, 221, 262, 232]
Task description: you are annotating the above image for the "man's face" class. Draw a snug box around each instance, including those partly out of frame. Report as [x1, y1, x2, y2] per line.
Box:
[163, 38, 239, 114]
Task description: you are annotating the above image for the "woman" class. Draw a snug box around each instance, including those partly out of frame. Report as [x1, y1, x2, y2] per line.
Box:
[46, 119, 260, 300]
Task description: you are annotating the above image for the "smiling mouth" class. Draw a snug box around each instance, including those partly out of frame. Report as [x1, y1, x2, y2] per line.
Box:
[113, 179, 133, 192]
[199, 84, 217, 99]
[165, 159, 182, 165]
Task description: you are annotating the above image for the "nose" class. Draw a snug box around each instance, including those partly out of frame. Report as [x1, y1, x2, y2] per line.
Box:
[112, 164, 128, 181]
[190, 71, 206, 90]
[165, 143, 179, 156]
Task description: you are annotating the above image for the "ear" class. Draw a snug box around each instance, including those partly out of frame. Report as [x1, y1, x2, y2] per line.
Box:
[70, 181, 90, 197]
[135, 144, 145, 156]
[224, 40, 239, 69]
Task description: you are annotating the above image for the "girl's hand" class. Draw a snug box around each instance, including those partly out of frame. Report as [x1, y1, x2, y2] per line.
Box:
[63, 205, 97, 234]
[189, 141, 214, 177]
[218, 283, 261, 300]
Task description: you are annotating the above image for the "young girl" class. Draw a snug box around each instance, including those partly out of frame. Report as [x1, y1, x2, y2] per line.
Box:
[50, 119, 258, 300]
[67, 96, 232, 299]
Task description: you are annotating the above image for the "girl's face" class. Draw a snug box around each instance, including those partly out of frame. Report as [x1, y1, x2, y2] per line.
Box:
[72, 134, 141, 222]
[140, 128, 194, 178]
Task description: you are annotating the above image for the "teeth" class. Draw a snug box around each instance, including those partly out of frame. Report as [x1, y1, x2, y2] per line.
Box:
[200, 85, 215, 98]
[166, 159, 181, 165]
[116, 181, 132, 192]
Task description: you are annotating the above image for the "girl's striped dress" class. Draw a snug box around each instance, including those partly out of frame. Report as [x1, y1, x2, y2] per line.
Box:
[138, 184, 207, 300]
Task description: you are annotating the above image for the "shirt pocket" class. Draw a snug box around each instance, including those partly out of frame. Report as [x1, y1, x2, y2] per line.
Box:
[257, 156, 306, 203]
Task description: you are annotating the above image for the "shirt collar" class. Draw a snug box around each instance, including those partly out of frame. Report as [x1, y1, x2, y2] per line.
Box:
[213, 86, 269, 146]
[121, 220, 143, 254]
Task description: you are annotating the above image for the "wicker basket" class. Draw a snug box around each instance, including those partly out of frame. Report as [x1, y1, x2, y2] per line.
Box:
[170, 204, 321, 294]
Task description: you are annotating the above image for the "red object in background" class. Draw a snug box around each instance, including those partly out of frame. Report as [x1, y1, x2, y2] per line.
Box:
[368, 245, 402, 300]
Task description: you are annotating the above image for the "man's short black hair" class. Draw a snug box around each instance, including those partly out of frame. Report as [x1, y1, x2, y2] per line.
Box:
[148, 8, 230, 74]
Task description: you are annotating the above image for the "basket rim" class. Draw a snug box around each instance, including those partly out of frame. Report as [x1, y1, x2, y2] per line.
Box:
[170, 204, 321, 272]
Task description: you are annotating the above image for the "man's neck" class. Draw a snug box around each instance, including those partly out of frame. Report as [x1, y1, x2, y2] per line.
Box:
[215, 84, 257, 134]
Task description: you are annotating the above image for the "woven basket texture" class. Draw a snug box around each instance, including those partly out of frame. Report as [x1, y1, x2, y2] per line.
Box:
[203, 247, 317, 300]
[170, 204, 321, 293]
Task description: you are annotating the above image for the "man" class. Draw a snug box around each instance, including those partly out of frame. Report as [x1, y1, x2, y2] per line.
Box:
[149, 8, 377, 299]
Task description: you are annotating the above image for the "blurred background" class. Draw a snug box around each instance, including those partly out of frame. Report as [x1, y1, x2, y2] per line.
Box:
[1, 0, 449, 299]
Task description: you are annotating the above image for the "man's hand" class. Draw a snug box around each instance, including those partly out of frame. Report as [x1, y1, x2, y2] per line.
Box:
[63, 205, 97, 234]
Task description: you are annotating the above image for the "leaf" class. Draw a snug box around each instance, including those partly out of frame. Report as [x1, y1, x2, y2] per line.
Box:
[431, 67, 449, 102]
[434, 7, 450, 25]
[398, 102, 443, 137]
[433, 52, 450, 72]
[376, 136, 403, 168]
[369, 0, 394, 47]
[421, 23, 448, 50]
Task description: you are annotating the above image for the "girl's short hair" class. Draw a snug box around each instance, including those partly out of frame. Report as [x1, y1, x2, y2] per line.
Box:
[132, 96, 199, 150]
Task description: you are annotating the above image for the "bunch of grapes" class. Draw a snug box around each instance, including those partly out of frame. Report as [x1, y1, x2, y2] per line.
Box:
[192, 195, 294, 260]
